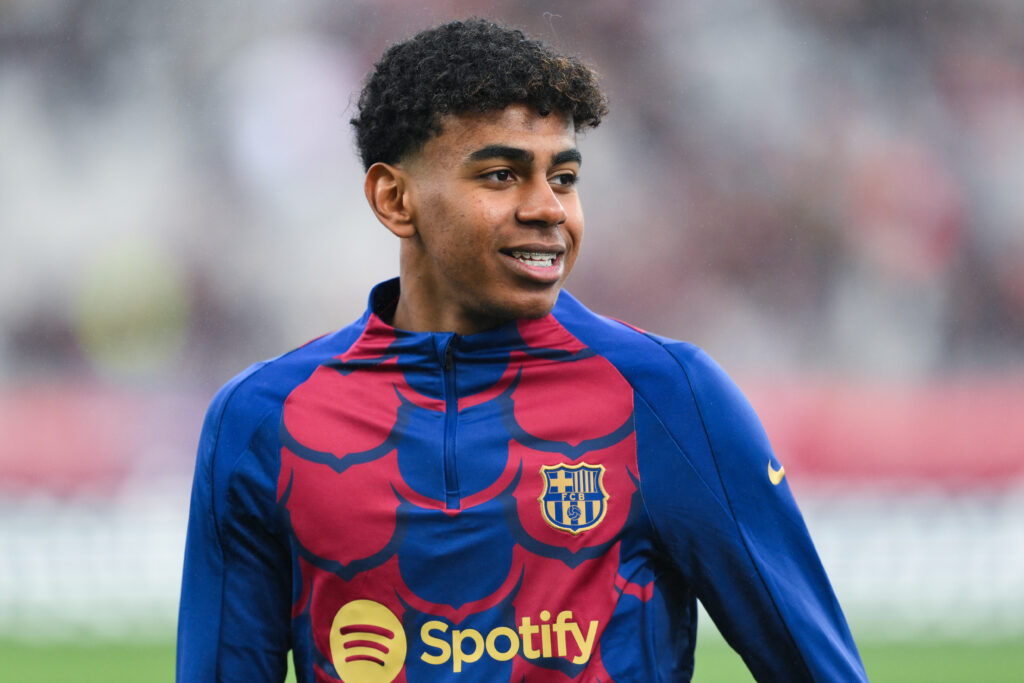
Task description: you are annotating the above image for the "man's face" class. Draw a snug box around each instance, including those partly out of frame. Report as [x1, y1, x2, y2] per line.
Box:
[396, 104, 584, 334]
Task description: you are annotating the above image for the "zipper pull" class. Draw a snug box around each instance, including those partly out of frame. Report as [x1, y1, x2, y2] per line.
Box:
[443, 339, 455, 370]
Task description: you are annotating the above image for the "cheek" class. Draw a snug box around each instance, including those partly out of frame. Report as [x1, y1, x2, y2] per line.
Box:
[416, 193, 464, 251]
[562, 214, 584, 275]
[565, 205, 584, 247]
[563, 248, 580, 278]
[478, 201, 510, 230]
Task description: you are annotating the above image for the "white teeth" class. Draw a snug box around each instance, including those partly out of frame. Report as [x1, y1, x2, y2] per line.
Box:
[511, 250, 557, 266]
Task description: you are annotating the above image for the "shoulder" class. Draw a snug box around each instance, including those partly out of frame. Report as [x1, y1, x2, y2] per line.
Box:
[191, 321, 370, 531]
[552, 291, 772, 478]
[551, 290, 737, 407]
[199, 320, 368, 468]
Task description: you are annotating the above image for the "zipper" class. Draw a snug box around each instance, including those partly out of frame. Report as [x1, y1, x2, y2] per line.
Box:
[440, 336, 460, 509]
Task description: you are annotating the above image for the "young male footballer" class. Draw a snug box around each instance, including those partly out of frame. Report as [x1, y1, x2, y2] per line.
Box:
[177, 18, 867, 682]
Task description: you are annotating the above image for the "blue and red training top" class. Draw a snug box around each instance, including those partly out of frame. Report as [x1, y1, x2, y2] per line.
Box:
[177, 278, 866, 682]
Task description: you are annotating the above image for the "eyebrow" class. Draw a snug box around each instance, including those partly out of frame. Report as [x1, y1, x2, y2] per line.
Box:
[466, 145, 582, 167]
[553, 149, 583, 166]
[468, 145, 532, 164]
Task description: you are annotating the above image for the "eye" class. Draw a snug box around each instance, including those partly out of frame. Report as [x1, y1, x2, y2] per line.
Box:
[550, 172, 578, 187]
[482, 169, 514, 183]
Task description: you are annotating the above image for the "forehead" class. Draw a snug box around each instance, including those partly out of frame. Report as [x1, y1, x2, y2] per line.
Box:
[415, 104, 577, 166]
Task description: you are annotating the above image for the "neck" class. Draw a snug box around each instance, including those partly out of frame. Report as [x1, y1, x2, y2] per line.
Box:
[390, 286, 504, 336]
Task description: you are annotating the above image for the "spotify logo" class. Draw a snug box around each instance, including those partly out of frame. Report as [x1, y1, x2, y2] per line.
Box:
[329, 600, 407, 683]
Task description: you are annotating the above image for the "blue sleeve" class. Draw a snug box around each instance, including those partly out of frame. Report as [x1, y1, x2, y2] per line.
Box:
[176, 369, 293, 682]
[637, 343, 867, 682]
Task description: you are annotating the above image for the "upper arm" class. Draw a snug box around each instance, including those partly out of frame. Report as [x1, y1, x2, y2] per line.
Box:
[636, 344, 866, 682]
[177, 381, 292, 682]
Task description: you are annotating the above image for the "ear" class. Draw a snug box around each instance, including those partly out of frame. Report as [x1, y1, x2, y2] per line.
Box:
[364, 162, 416, 239]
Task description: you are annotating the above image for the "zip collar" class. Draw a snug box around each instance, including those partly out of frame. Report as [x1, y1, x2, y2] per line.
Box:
[350, 278, 584, 365]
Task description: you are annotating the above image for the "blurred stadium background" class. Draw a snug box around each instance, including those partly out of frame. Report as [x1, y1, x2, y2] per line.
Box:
[2, 0, 1023, 680]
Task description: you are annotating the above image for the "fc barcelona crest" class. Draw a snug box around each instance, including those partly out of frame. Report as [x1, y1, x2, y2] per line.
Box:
[539, 463, 609, 535]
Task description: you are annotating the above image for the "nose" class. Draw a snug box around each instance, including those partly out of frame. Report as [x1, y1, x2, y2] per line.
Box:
[515, 179, 568, 227]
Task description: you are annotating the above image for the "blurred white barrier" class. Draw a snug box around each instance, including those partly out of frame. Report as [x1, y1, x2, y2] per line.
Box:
[801, 487, 1024, 639]
[0, 481, 189, 639]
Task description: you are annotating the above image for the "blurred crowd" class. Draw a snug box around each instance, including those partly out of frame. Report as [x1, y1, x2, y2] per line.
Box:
[3, 0, 1024, 391]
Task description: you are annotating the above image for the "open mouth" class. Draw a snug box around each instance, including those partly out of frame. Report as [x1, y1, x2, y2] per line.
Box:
[508, 250, 559, 267]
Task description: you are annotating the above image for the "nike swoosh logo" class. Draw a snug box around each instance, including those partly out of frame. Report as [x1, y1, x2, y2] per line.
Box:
[768, 460, 786, 486]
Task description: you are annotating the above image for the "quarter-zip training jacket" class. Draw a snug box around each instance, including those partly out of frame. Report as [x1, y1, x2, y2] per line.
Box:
[177, 278, 866, 682]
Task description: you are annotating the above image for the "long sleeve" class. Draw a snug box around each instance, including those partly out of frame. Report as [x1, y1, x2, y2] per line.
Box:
[636, 343, 867, 682]
[176, 373, 293, 682]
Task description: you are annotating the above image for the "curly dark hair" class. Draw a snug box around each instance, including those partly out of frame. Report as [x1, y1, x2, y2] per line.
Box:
[351, 19, 608, 170]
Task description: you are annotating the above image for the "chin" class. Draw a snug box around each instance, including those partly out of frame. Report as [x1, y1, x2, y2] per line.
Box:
[477, 286, 563, 326]
[506, 294, 560, 321]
